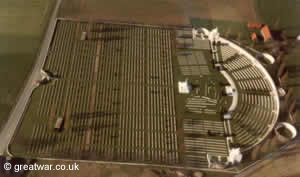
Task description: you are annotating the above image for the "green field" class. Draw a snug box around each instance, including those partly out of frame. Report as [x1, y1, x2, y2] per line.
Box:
[255, 0, 300, 37]
[0, 0, 56, 129]
[58, 0, 257, 25]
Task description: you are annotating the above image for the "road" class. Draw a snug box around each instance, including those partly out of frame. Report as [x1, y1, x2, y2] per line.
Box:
[0, 0, 62, 156]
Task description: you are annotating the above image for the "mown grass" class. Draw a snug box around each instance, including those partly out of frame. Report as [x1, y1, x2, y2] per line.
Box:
[0, 0, 56, 129]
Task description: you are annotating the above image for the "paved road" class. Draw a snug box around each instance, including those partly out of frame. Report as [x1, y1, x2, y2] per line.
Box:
[0, 0, 62, 156]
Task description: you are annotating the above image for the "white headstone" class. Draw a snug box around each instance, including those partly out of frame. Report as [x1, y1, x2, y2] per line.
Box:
[223, 113, 232, 120]
[225, 86, 233, 96]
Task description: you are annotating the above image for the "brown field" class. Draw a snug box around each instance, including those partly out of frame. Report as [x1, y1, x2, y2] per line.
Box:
[59, 0, 258, 25]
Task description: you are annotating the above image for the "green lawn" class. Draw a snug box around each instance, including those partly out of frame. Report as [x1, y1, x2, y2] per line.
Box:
[0, 0, 56, 129]
[254, 0, 300, 37]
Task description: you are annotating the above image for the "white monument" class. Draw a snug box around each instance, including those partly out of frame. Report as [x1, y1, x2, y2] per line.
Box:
[262, 53, 275, 64]
[227, 148, 243, 165]
[275, 122, 297, 141]
[209, 28, 220, 42]
[225, 86, 235, 96]
[200, 28, 210, 37]
[178, 80, 192, 94]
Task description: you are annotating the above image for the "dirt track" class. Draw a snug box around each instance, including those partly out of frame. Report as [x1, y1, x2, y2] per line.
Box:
[59, 0, 258, 25]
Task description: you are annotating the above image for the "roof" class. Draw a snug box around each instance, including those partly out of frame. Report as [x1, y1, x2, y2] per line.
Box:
[261, 25, 273, 41]
[251, 33, 257, 41]
[248, 22, 262, 29]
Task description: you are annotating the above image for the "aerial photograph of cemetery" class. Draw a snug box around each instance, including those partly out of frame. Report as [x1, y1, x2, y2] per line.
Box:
[0, 0, 300, 177]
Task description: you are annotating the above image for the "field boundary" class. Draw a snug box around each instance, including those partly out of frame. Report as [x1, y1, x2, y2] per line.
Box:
[57, 17, 192, 30]
[34, 156, 237, 174]
[1, 0, 61, 156]
[0, 0, 57, 132]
